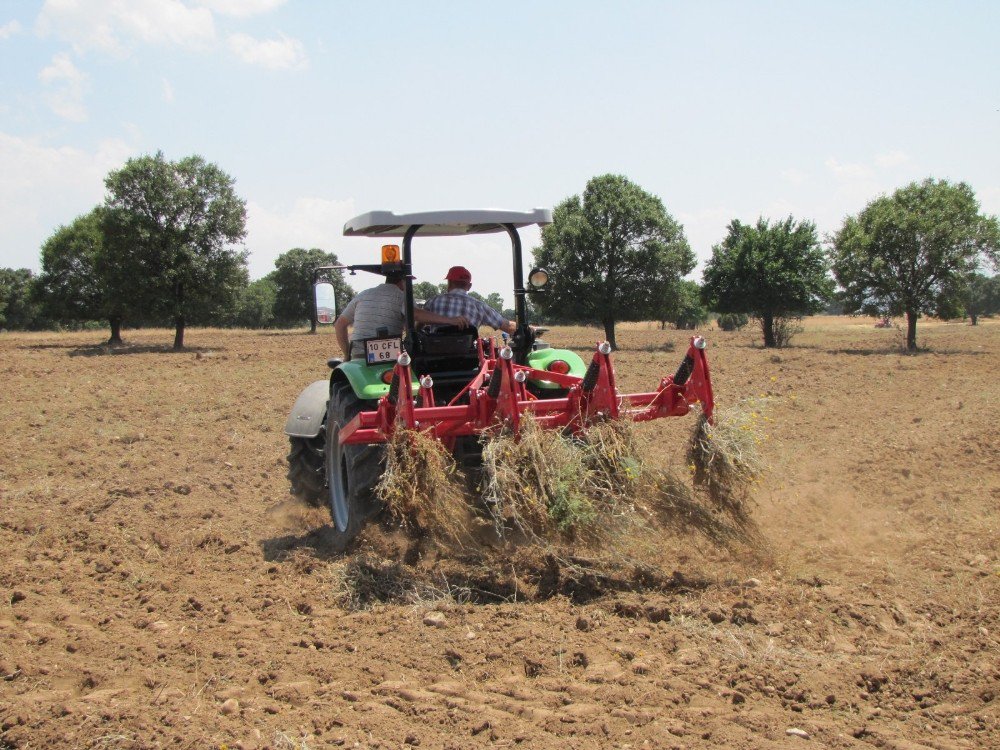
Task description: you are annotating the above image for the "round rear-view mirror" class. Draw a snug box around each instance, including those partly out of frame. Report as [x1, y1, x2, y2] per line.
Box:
[527, 267, 550, 289]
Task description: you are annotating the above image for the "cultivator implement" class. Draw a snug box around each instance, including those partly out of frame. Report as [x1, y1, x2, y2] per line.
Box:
[338, 336, 714, 448]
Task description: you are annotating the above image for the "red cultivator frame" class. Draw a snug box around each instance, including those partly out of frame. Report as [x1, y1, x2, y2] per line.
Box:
[339, 336, 714, 449]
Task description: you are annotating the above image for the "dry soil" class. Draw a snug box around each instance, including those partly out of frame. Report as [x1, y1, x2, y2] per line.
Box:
[1, 317, 997, 749]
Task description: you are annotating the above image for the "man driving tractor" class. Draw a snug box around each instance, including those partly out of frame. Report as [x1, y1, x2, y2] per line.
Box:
[424, 266, 517, 334]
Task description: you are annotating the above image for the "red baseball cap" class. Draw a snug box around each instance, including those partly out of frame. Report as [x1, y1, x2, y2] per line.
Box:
[445, 266, 472, 282]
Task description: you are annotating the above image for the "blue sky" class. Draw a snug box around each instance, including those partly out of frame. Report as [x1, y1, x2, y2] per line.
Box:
[1, 1, 998, 300]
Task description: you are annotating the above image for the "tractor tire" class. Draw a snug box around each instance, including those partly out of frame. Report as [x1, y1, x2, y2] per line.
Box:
[286, 435, 326, 506]
[325, 380, 385, 550]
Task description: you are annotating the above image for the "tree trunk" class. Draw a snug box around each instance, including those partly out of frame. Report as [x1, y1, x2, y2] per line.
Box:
[762, 312, 776, 348]
[906, 309, 918, 351]
[108, 315, 123, 346]
[970, 312, 979, 326]
[173, 314, 186, 350]
[602, 316, 617, 351]
[310, 316, 317, 334]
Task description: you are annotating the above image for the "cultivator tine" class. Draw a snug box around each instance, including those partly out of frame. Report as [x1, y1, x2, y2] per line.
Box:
[418, 374, 436, 408]
[574, 341, 619, 428]
[684, 337, 714, 423]
[491, 346, 522, 431]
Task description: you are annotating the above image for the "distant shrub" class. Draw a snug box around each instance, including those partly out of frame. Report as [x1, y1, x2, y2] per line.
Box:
[717, 313, 749, 331]
[770, 316, 803, 348]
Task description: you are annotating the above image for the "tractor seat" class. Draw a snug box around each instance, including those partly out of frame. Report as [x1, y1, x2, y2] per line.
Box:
[412, 325, 479, 357]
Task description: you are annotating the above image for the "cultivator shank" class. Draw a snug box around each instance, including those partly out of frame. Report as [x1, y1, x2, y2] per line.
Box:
[338, 337, 714, 448]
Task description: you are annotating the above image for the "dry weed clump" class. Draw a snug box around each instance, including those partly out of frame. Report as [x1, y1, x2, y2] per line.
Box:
[688, 397, 770, 517]
[376, 429, 471, 548]
[480, 417, 597, 537]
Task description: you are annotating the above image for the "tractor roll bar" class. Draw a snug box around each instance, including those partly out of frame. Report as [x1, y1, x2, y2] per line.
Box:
[401, 222, 532, 362]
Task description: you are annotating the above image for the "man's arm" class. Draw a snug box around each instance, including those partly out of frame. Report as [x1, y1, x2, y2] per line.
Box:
[414, 308, 470, 329]
[334, 315, 352, 359]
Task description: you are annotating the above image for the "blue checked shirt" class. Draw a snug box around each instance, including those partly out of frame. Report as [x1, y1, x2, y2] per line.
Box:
[424, 290, 506, 330]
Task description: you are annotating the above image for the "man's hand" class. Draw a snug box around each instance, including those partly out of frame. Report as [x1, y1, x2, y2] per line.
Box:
[450, 315, 470, 329]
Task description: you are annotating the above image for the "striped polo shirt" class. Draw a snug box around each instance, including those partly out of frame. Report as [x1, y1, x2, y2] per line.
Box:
[340, 283, 406, 358]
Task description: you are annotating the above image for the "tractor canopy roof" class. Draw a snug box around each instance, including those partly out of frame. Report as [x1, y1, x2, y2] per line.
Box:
[343, 209, 553, 237]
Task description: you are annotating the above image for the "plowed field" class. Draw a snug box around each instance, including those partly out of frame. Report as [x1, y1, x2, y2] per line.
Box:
[2, 318, 998, 750]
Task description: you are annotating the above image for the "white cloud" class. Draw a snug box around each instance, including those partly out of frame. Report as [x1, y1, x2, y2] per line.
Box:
[824, 157, 873, 181]
[38, 52, 88, 121]
[228, 31, 306, 70]
[0, 131, 134, 269]
[245, 197, 358, 278]
[0, 19, 23, 39]
[780, 167, 806, 186]
[161, 77, 175, 103]
[36, 0, 215, 56]
[874, 150, 911, 168]
[196, 0, 286, 17]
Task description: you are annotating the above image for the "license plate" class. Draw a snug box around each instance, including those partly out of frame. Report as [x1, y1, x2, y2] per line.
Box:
[365, 337, 402, 364]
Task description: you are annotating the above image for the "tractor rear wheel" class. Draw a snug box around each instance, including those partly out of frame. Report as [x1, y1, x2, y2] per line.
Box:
[325, 381, 385, 550]
[286, 435, 325, 506]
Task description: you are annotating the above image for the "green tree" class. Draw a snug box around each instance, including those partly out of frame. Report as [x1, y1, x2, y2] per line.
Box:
[232, 276, 278, 328]
[670, 279, 710, 330]
[271, 248, 354, 331]
[962, 272, 1000, 325]
[36, 207, 133, 343]
[103, 151, 248, 349]
[0, 268, 43, 330]
[702, 216, 832, 347]
[412, 281, 440, 304]
[831, 178, 1000, 351]
[532, 174, 693, 349]
[484, 292, 504, 314]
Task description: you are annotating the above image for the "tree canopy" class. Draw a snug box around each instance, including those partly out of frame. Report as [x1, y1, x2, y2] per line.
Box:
[271, 248, 354, 331]
[532, 174, 693, 349]
[36, 207, 134, 343]
[0, 268, 43, 330]
[103, 152, 248, 349]
[231, 276, 278, 329]
[831, 178, 1000, 350]
[961, 272, 1000, 326]
[412, 281, 442, 304]
[701, 216, 832, 347]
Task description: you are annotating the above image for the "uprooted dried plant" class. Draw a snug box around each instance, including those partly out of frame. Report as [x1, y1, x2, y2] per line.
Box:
[376, 428, 472, 548]
[480, 416, 598, 539]
[687, 396, 770, 519]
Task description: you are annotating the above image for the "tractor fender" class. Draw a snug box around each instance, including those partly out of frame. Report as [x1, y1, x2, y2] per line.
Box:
[334, 358, 418, 401]
[284, 379, 330, 438]
[526, 347, 587, 389]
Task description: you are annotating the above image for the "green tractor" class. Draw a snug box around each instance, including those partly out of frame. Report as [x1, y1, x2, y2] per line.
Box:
[284, 209, 714, 550]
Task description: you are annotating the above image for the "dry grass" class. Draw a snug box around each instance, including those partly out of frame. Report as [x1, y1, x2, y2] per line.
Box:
[479, 415, 767, 557]
[375, 428, 473, 549]
[687, 397, 770, 519]
[480, 417, 598, 538]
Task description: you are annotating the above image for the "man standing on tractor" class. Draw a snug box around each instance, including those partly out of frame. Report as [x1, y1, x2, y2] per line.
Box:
[334, 270, 469, 360]
[424, 266, 517, 334]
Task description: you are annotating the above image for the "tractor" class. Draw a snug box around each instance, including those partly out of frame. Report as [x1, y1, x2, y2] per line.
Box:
[284, 209, 715, 549]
